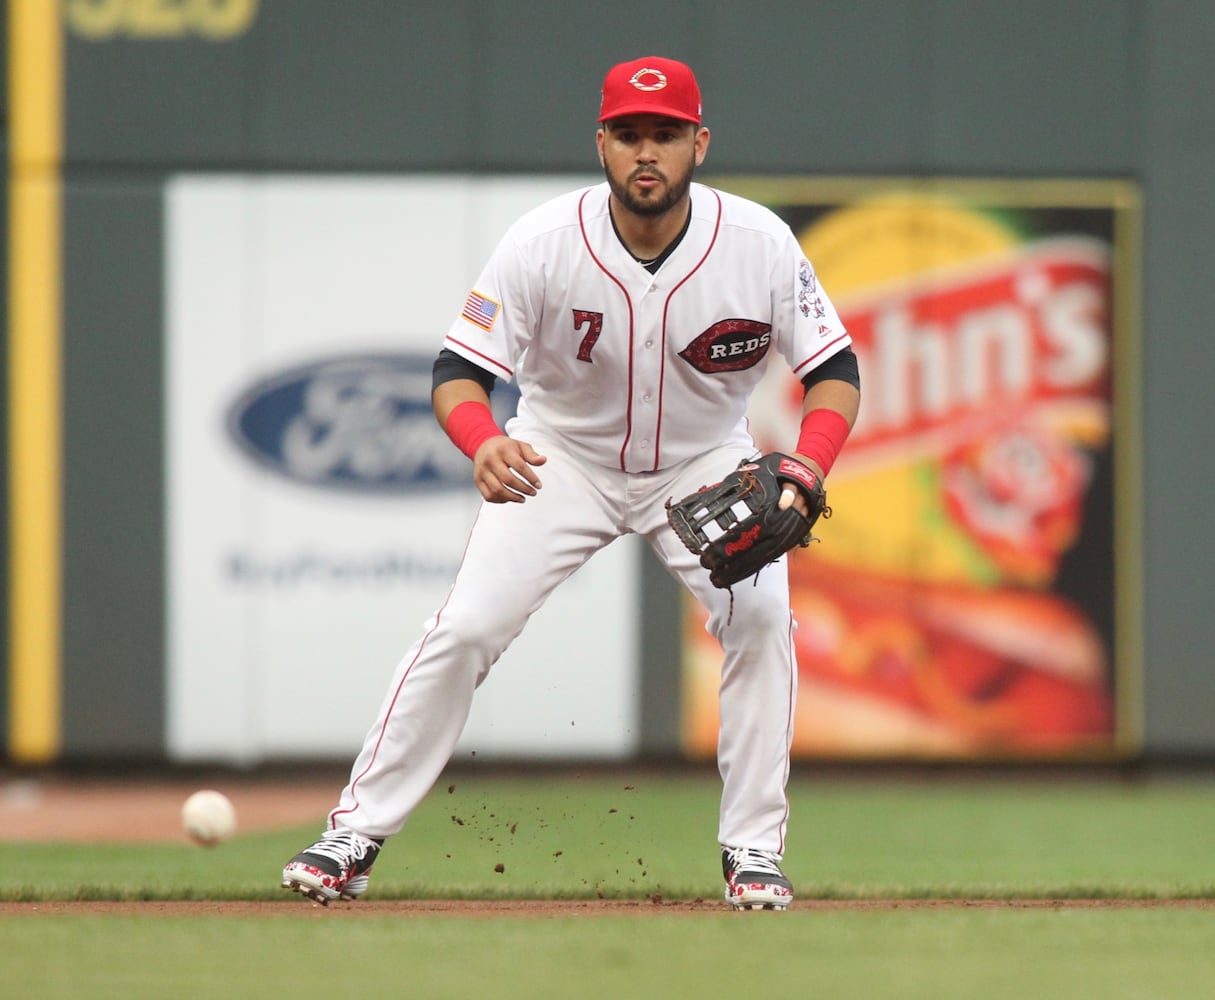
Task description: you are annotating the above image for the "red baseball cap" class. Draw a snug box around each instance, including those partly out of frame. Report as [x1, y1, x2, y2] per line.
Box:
[598, 56, 702, 124]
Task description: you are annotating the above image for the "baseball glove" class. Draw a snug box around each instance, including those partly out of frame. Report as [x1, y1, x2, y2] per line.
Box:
[666, 452, 830, 589]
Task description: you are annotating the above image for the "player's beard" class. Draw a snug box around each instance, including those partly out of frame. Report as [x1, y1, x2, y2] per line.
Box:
[605, 154, 695, 217]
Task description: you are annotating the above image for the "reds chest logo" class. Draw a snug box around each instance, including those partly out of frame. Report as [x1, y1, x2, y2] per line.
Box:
[678, 319, 772, 373]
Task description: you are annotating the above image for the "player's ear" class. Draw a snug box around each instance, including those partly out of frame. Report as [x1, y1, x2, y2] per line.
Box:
[596, 127, 606, 166]
[694, 125, 710, 166]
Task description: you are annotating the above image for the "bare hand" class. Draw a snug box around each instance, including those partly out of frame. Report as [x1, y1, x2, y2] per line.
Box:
[472, 436, 547, 503]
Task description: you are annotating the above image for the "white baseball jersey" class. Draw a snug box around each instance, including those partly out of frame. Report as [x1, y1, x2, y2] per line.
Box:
[443, 181, 851, 472]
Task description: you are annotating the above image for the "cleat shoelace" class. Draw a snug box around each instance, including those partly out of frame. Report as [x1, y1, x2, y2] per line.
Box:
[725, 848, 785, 880]
[305, 829, 378, 870]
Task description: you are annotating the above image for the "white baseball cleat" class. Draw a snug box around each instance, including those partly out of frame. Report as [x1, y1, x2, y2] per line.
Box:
[721, 846, 794, 911]
[281, 827, 382, 905]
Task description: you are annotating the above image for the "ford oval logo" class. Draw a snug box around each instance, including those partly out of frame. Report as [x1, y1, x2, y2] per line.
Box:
[226, 353, 518, 494]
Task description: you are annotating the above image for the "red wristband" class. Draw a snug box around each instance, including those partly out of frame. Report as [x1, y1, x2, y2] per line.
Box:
[795, 408, 851, 476]
[445, 401, 504, 460]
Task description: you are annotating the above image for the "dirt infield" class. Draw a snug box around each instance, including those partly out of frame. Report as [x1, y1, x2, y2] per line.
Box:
[4, 897, 1214, 918]
[0, 771, 339, 844]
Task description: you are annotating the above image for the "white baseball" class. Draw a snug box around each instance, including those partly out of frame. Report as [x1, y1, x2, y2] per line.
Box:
[181, 789, 237, 846]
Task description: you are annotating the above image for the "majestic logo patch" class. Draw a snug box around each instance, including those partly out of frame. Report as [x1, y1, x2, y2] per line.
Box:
[227, 353, 519, 494]
[678, 319, 772, 373]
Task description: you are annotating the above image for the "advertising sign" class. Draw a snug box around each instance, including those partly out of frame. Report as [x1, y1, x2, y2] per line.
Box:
[165, 174, 641, 763]
[683, 179, 1141, 759]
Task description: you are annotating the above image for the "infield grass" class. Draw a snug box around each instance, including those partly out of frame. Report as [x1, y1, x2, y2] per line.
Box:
[4, 768, 1215, 998]
[4, 769, 1215, 901]
[8, 907, 1215, 1000]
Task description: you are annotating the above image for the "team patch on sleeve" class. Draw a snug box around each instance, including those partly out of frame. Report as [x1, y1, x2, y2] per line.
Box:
[798, 258, 826, 319]
[461, 290, 501, 332]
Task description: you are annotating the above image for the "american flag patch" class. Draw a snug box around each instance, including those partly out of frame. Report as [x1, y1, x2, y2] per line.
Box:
[461, 290, 501, 331]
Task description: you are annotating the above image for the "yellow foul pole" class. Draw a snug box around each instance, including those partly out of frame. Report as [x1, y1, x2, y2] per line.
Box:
[7, 0, 64, 762]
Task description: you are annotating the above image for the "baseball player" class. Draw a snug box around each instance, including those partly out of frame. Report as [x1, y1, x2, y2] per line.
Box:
[282, 55, 861, 911]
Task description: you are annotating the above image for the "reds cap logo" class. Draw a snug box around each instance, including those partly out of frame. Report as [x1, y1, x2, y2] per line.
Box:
[629, 67, 668, 91]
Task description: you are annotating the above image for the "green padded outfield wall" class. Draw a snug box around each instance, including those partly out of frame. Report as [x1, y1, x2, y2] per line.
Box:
[4, 0, 1213, 760]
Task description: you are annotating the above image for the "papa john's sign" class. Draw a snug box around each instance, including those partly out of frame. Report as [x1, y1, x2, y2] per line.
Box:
[683, 178, 1142, 760]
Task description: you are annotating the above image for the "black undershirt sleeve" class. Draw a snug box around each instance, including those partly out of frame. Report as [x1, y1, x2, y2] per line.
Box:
[432, 348, 497, 396]
[800, 346, 860, 393]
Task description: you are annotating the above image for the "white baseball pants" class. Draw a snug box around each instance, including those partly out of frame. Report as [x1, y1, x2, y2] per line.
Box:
[327, 432, 797, 855]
